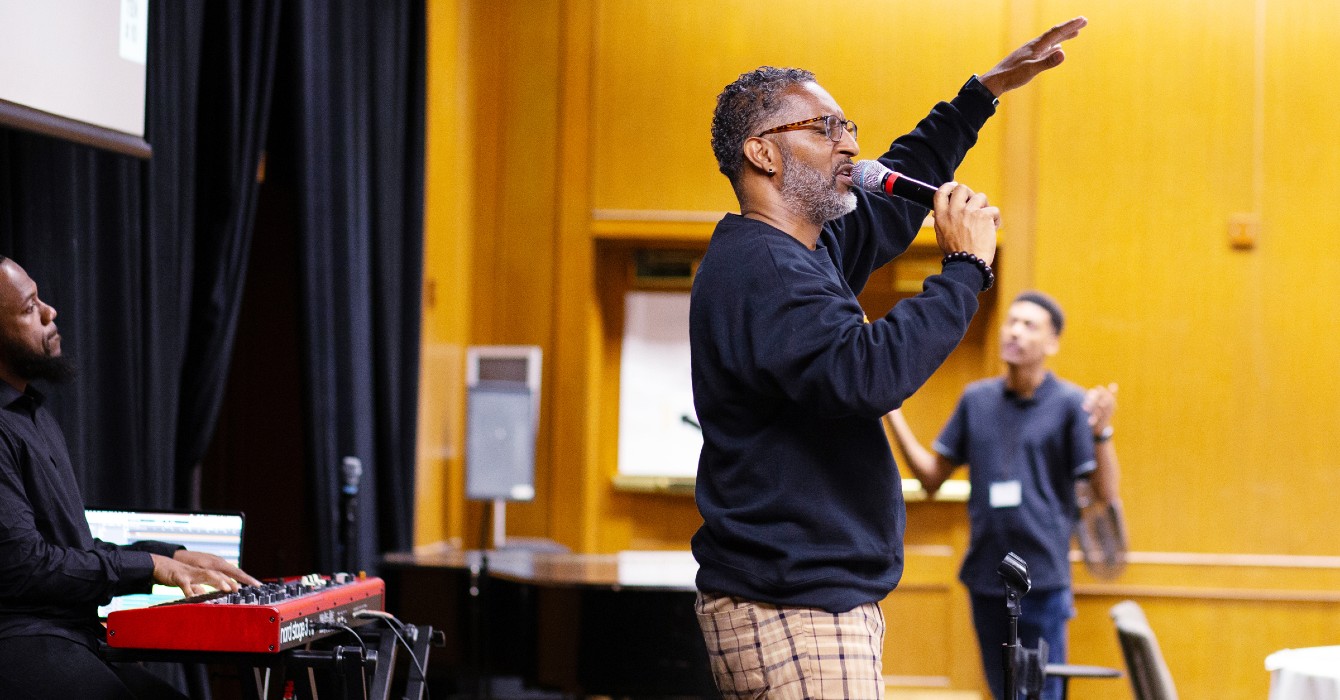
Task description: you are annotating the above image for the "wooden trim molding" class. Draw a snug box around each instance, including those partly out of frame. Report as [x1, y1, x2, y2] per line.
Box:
[1074, 583, 1340, 604]
[590, 208, 938, 245]
[1109, 550, 1340, 569]
[593, 208, 727, 222]
[611, 474, 970, 502]
[1072, 549, 1340, 603]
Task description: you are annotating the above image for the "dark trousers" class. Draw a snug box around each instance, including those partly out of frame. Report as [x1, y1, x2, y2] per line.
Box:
[0, 634, 188, 700]
[970, 588, 1073, 700]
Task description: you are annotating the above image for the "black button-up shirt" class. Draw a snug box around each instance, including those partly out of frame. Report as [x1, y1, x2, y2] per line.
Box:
[0, 382, 176, 647]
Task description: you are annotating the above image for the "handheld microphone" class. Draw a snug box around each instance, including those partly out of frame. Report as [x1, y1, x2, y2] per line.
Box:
[851, 160, 938, 209]
[342, 456, 363, 496]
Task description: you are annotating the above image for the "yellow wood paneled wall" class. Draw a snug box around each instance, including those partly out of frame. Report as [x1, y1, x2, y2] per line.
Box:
[416, 0, 475, 547]
[418, 1, 1340, 697]
[418, 0, 570, 548]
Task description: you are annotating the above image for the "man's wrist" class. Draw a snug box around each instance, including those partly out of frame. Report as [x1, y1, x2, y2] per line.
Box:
[963, 75, 1000, 106]
[1094, 425, 1115, 443]
[942, 251, 995, 292]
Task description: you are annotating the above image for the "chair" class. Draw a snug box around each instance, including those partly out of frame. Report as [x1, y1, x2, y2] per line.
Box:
[1110, 600, 1179, 700]
[1044, 661, 1122, 700]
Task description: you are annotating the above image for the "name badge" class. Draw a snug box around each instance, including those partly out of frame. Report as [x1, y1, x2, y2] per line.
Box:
[990, 480, 1022, 508]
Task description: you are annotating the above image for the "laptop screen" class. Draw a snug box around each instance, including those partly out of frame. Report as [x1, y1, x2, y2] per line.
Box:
[84, 508, 245, 617]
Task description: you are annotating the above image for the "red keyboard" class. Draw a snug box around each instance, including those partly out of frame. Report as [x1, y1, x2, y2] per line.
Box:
[106, 574, 385, 653]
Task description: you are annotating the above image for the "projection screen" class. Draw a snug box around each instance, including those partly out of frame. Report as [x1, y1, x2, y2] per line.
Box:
[0, 0, 151, 158]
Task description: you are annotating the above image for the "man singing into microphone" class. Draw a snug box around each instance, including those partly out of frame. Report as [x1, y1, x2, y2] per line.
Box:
[690, 17, 1087, 698]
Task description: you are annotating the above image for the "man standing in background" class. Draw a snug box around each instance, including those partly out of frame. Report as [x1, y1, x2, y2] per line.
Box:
[887, 290, 1121, 700]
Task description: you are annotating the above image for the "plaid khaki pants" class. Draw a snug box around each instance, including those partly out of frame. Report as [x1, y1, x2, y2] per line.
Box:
[695, 591, 886, 699]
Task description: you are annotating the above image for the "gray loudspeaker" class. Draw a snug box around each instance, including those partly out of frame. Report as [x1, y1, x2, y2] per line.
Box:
[465, 346, 541, 502]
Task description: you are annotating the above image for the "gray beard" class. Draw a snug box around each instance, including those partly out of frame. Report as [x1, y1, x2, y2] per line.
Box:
[779, 145, 856, 225]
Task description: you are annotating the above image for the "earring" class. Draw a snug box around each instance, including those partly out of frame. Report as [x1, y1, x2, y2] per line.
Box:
[768, 168, 775, 174]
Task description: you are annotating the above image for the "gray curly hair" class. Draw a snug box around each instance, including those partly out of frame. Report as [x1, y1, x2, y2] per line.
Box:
[710, 66, 815, 192]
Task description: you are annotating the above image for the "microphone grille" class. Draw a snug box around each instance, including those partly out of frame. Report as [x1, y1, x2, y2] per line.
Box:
[851, 160, 893, 192]
[342, 456, 363, 482]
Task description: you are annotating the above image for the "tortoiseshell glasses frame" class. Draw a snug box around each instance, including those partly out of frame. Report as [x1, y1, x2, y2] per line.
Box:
[756, 114, 857, 143]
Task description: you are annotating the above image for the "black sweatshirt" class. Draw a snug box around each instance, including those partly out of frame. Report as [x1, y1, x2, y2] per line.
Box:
[691, 80, 996, 612]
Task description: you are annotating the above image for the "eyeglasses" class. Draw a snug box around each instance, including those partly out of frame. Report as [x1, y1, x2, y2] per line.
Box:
[757, 114, 857, 143]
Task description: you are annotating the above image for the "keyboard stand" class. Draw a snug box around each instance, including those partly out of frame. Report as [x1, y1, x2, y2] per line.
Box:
[362, 623, 439, 700]
[102, 624, 440, 700]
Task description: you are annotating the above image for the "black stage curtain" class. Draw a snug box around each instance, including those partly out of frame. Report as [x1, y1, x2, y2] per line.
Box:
[0, 0, 279, 510]
[285, 0, 425, 572]
[0, 0, 423, 574]
[175, 0, 283, 507]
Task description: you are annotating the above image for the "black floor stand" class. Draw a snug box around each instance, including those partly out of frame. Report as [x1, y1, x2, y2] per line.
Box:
[996, 552, 1122, 700]
[998, 552, 1049, 700]
[105, 623, 443, 700]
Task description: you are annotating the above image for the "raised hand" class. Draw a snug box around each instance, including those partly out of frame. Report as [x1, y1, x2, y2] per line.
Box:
[979, 16, 1088, 97]
[1083, 382, 1119, 434]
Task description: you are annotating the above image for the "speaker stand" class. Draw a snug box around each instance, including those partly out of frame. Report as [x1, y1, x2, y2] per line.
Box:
[492, 498, 508, 549]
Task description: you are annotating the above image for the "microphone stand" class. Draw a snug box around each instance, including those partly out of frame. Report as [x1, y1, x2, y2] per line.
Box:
[469, 551, 491, 700]
[467, 500, 494, 700]
[341, 456, 363, 573]
[1021, 638, 1049, 700]
[1003, 587, 1021, 700]
[998, 552, 1032, 700]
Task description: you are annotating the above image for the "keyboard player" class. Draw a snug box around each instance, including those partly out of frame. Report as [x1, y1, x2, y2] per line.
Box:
[0, 256, 261, 699]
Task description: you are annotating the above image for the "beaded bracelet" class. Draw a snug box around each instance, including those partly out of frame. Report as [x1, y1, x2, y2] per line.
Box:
[941, 251, 995, 292]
